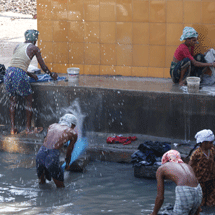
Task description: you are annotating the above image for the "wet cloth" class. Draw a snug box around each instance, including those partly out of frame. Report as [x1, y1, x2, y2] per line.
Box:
[201, 49, 215, 85]
[4, 67, 32, 97]
[36, 145, 64, 182]
[29, 74, 66, 83]
[190, 146, 215, 206]
[180, 27, 198, 41]
[173, 184, 202, 215]
[161, 150, 183, 164]
[201, 73, 215, 86]
[191, 54, 207, 78]
[106, 135, 137, 145]
[131, 141, 171, 166]
[205, 49, 215, 74]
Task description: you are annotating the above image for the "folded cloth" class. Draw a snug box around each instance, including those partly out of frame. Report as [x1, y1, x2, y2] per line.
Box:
[29, 74, 66, 83]
[106, 135, 137, 145]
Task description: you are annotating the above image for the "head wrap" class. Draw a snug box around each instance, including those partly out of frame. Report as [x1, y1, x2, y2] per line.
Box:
[24, 29, 39, 42]
[195, 129, 214, 143]
[180, 27, 198, 41]
[59, 114, 77, 127]
[161, 150, 184, 164]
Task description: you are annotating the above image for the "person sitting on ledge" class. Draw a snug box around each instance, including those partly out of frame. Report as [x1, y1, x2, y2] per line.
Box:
[170, 26, 215, 86]
[149, 150, 202, 215]
[36, 114, 78, 188]
[4, 29, 58, 135]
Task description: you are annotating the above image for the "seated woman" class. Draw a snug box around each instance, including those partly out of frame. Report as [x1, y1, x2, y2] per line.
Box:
[170, 27, 215, 86]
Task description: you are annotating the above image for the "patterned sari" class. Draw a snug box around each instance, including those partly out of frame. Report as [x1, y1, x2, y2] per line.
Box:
[190, 147, 215, 206]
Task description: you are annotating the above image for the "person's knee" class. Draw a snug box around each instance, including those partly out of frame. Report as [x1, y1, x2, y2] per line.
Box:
[183, 58, 191, 64]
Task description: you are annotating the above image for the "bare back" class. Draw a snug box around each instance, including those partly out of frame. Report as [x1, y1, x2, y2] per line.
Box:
[158, 162, 198, 187]
[43, 123, 77, 150]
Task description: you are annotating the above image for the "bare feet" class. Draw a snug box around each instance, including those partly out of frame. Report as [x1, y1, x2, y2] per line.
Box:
[25, 127, 43, 134]
[10, 128, 18, 135]
[53, 178, 65, 188]
[179, 80, 185, 86]
[39, 173, 46, 184]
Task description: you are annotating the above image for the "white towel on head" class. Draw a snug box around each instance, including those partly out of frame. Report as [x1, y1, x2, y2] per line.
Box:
[195, 129, 214, 143]
[59, 114, 77, 127]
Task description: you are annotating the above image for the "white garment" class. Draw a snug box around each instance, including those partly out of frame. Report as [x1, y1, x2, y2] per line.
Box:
[205, 49, 215, 74]
[10, 43, 31, 72]
[201, 49, 215, 85]
[195, 129, 214, 143]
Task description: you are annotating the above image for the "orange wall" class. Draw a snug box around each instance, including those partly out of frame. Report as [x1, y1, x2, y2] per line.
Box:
[37, 0, 215, 78]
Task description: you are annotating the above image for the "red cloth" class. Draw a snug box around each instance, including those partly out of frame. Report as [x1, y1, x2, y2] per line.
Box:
[174, 44, 194, 61]
[106, 136, 137, 145]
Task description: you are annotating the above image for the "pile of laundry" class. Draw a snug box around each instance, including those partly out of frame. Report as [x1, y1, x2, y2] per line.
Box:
[106, 135, 137, 145]
[131, 140, 171, 166]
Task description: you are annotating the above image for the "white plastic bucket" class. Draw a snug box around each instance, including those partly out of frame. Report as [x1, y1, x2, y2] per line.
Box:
[67, 67, 80, 83]
[186, 77, 200, 93]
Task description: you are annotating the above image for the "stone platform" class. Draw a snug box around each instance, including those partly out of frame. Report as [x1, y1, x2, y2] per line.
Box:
[1, 74, 214, 178]
[1, 75, 215, 141]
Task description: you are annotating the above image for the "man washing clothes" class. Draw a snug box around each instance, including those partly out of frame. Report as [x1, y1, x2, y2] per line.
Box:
[149, 150, 202, 215]
[36, 114, 78, 188]
[4, 29, 58, 135]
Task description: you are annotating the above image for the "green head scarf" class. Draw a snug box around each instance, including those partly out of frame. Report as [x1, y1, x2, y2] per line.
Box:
[180, 27, 198, 41]
[24, 29, 39, 42]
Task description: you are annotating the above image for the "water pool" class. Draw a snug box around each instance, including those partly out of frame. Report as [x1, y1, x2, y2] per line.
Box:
[0, 151, 213, 215]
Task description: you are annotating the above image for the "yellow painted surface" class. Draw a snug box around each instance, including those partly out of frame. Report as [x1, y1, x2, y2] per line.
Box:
[37, 0, 215, 78]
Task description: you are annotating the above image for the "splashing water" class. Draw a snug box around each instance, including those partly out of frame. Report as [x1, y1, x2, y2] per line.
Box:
[60, 98, 86, 138]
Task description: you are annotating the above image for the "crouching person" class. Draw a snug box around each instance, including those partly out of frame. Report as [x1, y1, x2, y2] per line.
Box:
[150, 150, 202, 215]
[36, 114, 78, 188]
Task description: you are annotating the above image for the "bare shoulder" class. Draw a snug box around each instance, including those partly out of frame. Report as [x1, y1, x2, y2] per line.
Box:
[156, 165, 165, 177]
[67, 128, 77, 138]
[28, 43, 40, 52]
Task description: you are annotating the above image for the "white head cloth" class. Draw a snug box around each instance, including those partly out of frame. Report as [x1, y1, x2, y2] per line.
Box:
[59, 114, 77, 127]
[195, 129, 214, 143]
